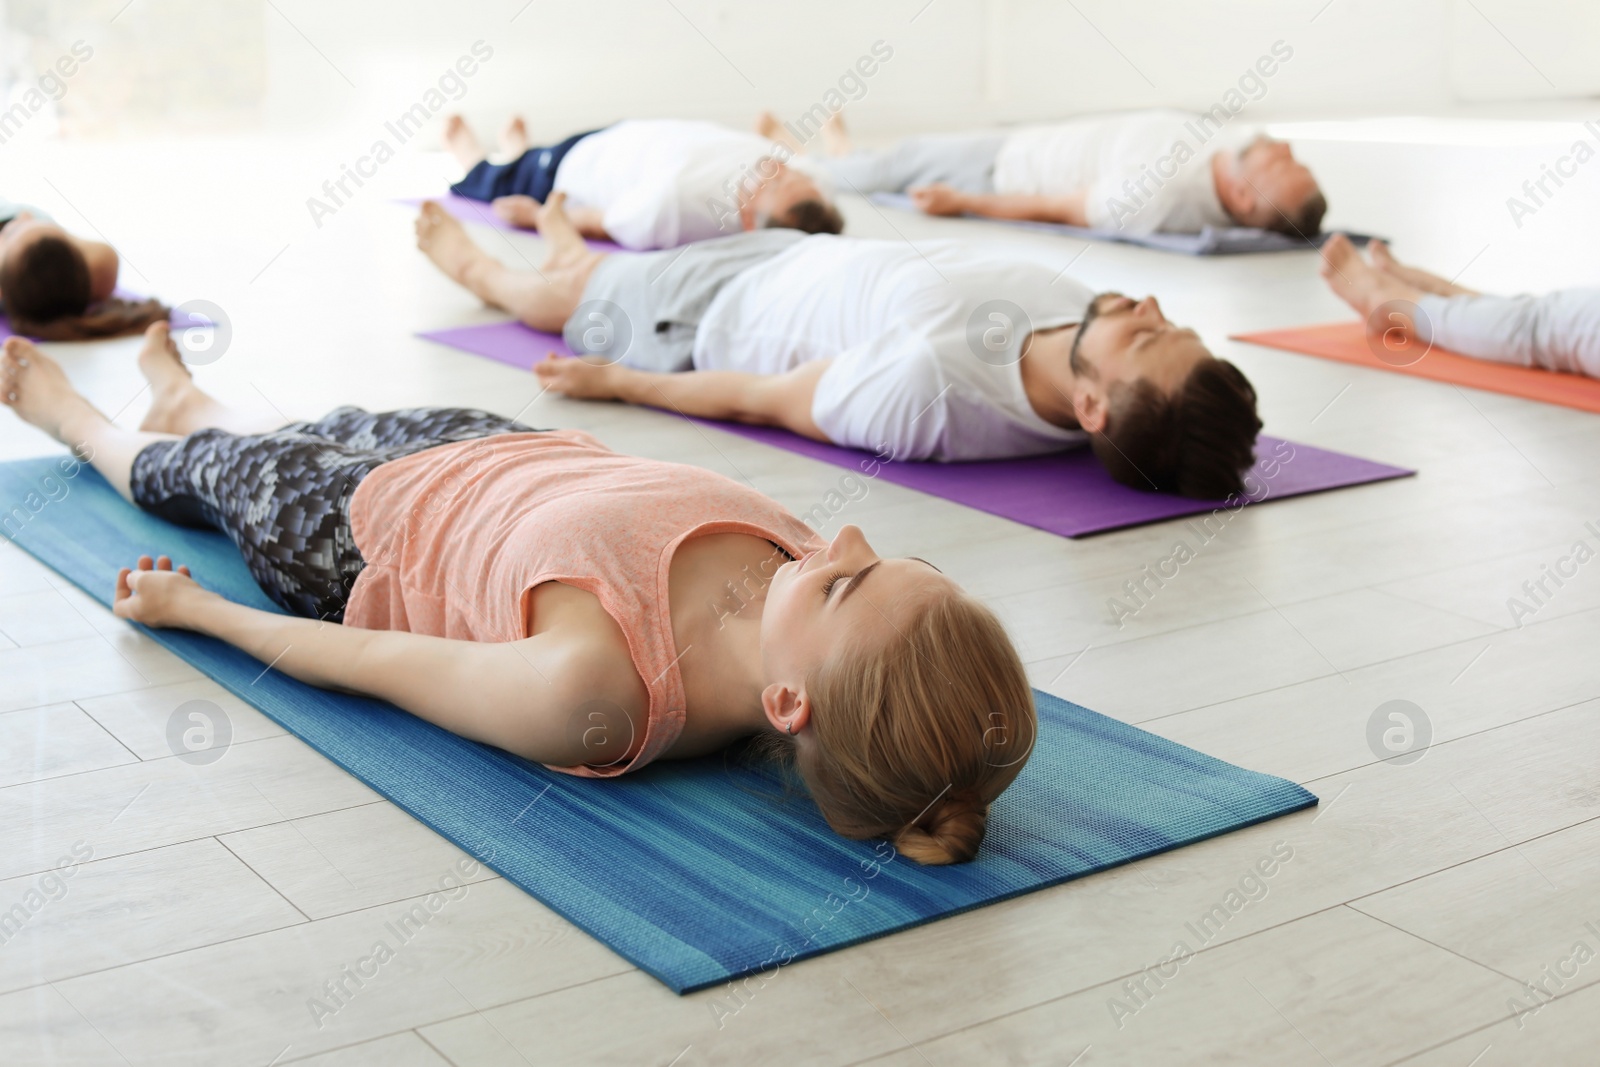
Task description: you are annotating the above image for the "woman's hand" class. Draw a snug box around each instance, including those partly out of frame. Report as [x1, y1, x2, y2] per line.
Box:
[534, 353, 623, 400]
[909, 183, 969, 217]
[112, 555, 208, 629]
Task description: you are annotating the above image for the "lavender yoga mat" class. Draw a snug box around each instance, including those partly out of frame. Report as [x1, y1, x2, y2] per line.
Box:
[417, 320, 1415, 537]
[396, 194, 624, 251]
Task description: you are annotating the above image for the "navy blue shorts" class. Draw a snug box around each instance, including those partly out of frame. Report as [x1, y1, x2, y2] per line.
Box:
[448, 128, 606, 204]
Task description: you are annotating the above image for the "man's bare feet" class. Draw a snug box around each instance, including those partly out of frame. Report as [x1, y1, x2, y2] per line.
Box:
[535, 192, 592, 270]
[821, 112, 851, 157]
[0, 337, 106, 444]
[1320, 234, 1424, 328]
[491, 194, 543, 230]
[1367, 240, 1476, 298]
[444, 115, 485, 171]
[416, 201, 493, 285]
[499, 115, 529, 157]
[756, 110, 804, 154]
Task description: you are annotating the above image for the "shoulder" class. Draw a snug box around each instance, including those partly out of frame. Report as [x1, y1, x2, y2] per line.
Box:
[521, 584, 651, 763]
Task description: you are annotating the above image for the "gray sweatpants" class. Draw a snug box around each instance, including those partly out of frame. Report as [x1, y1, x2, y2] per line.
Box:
[564, 229, 807, 373]
[816, 132, 1007, 196]
[1415, 289, 1600, 378]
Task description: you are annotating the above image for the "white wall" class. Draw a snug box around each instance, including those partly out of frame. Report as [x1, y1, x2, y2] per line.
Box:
[256, 0, 1600, 141]
[5, 0, 1598, 143]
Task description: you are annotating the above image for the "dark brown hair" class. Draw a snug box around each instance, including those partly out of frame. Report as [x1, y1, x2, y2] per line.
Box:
[0, 234, 91, 323]
[769, 198, 844, 236]
[1091, 358, 1262, 500]
[0, 235, 168, 340]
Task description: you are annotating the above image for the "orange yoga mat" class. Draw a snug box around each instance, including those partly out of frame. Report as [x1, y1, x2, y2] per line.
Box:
[1232, 321, 1600, 414]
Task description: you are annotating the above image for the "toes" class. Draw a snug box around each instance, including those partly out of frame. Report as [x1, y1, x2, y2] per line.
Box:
[137, 555, 154, 571]
[156, 555, 173, 571]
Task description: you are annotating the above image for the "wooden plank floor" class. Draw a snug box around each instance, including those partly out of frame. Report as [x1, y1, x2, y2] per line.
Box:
[4, 116, 1600, 1065]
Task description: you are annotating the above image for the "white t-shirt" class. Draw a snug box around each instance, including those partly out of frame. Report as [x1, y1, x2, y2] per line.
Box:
[993, 109, 1250, 235]
[554, 119, 822, 251]
[693, 236, 1093, 462]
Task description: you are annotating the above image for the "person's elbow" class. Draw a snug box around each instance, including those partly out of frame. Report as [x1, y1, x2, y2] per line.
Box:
[738, 376, 828, 439]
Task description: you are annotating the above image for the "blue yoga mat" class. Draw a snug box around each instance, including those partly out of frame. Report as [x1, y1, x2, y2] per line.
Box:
[0, 455, 1317, 993]
[869, 192, 1378, 255]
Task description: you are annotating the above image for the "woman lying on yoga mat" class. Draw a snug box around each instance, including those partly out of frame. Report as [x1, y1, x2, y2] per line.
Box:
[1321, 233, 1600, 379]
[0, 326, 1034, 866]
[0, 200, 166, 340]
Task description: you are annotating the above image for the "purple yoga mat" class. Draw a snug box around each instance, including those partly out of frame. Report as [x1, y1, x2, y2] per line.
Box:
[396, 194, 624, 251]
[417, 320, 1416, 537]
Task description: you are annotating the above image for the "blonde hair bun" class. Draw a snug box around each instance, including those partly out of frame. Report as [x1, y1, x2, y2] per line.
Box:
[892, 794, 988, 865]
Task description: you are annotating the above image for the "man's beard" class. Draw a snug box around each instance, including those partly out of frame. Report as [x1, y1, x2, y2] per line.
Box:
[1070, 292, 1118, 378]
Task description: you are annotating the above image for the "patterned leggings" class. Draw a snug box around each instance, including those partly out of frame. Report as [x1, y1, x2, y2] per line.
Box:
[129, 407, 537, 621]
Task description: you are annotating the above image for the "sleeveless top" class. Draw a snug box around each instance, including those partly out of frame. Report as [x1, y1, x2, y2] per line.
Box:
[343, 429, 823, 777]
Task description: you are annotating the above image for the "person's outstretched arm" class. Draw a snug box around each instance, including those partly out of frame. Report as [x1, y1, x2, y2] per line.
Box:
[111, 557, 639, 767]
[910, 183, 1089, 227]
[535, 355, 833, 441]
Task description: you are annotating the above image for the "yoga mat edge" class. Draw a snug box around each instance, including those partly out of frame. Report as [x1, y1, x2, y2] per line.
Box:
[1233, 320, 1600, 414]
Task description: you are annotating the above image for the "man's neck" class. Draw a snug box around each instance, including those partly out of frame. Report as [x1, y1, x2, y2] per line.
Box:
[1018, 327, 1083, 430]
[1210, 151, 1243, 222]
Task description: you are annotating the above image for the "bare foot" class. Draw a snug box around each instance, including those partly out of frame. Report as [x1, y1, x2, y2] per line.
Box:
[444, 115, 484, 171]
[1368, 240, 1475, 298]
[499, 115, 529, 157]
[0, 337, 106, 443]
[535, 192, 591, 270]
[756, 110, 804, 154]
[491, 194, 543, 230]
[821, 111, 851, 157]
[135, 322, 215, 433]
[415, 201, 492, 284]
[1320, 234, 1423, 327]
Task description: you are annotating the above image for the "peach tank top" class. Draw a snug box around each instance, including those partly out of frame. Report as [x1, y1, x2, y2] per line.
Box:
[343, 429, 822, 777]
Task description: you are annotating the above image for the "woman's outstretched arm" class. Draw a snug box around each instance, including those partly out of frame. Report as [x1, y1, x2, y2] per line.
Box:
[113, 557, 637, 768]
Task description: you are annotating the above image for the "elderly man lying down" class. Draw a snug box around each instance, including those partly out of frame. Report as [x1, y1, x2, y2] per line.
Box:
[790, 105, 1324, 238]
[416, 195, 1263, 500]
